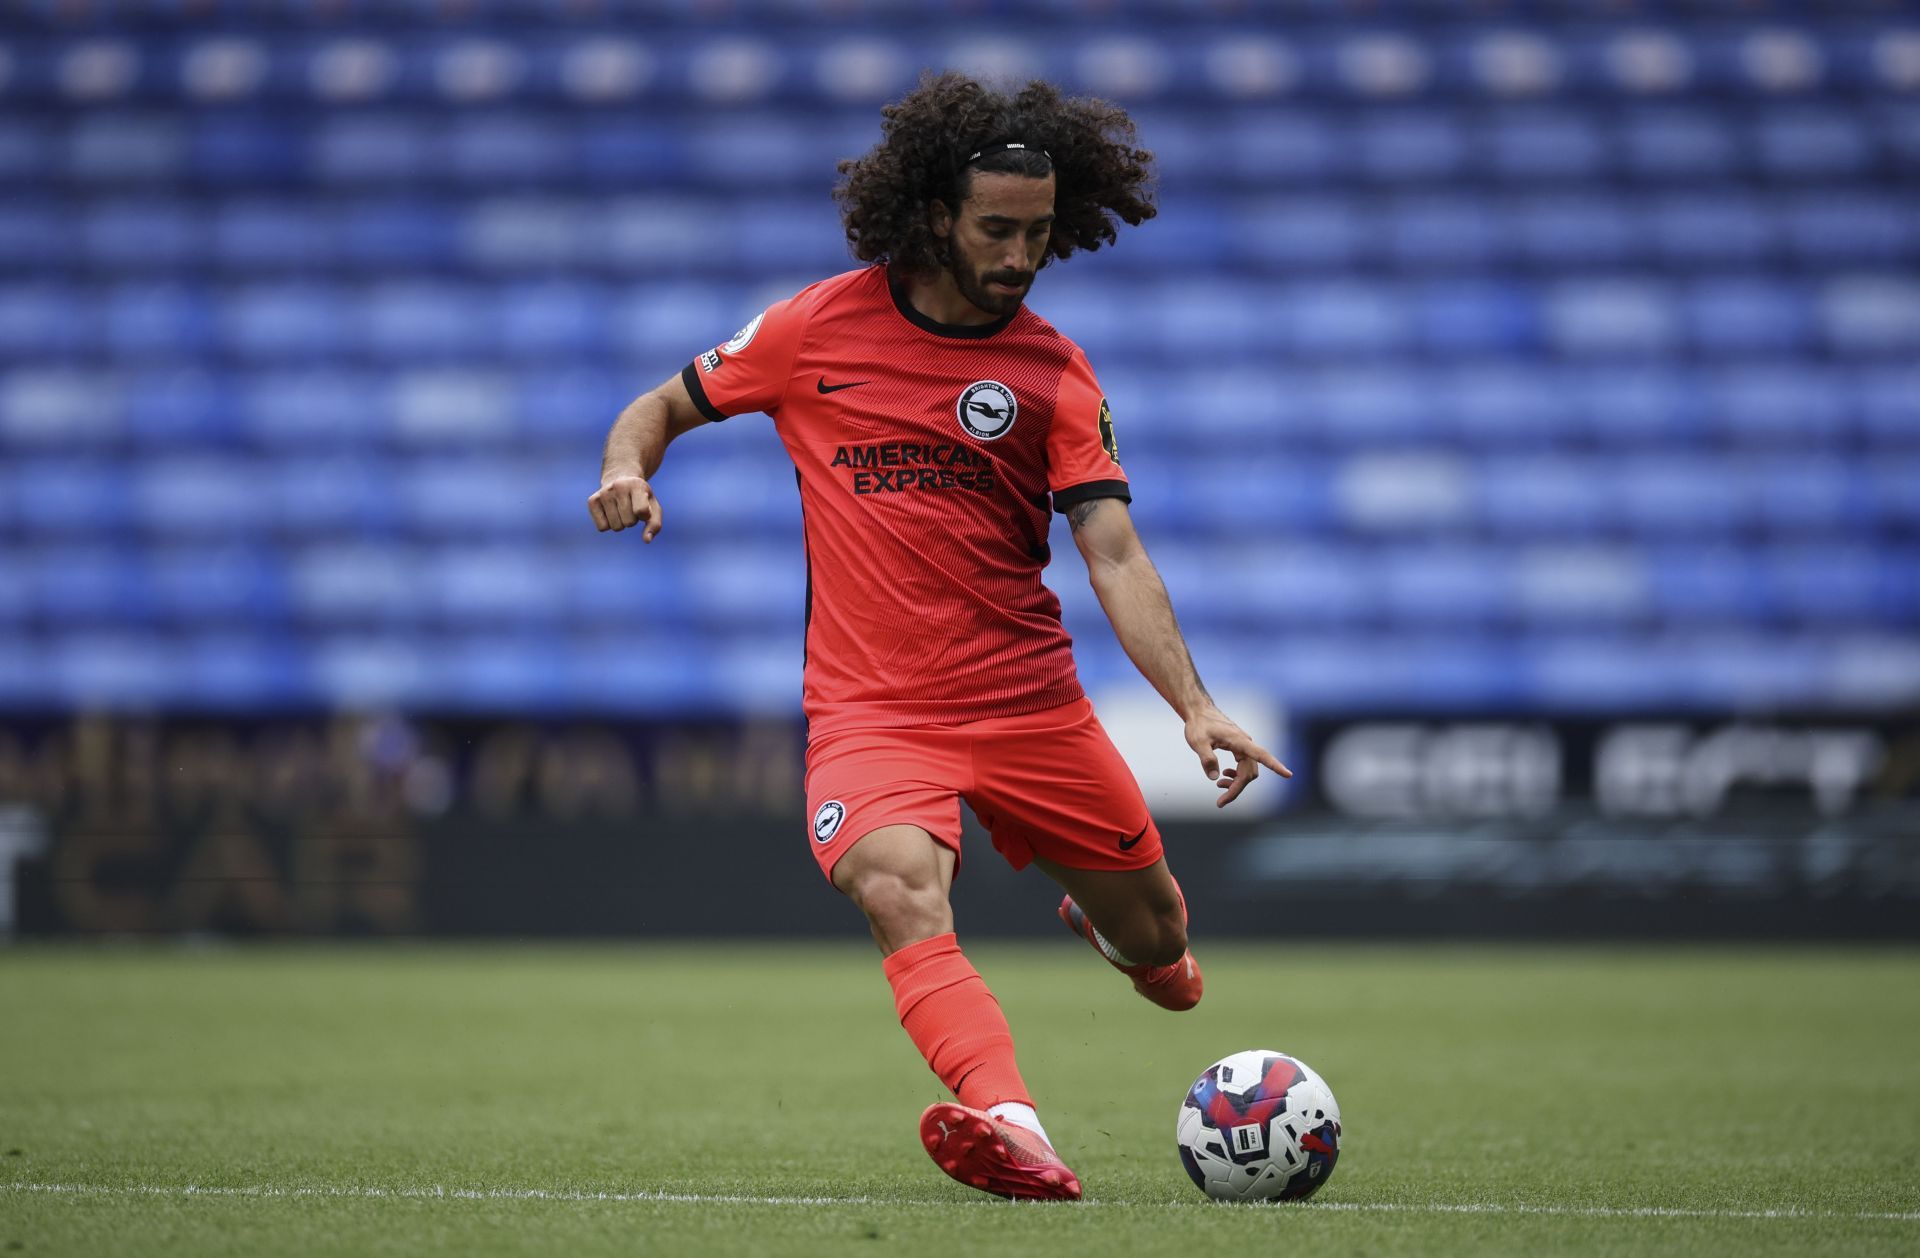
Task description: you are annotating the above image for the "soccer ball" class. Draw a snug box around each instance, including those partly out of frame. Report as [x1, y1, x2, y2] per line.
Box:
[1175, 1049, 1342, 1202]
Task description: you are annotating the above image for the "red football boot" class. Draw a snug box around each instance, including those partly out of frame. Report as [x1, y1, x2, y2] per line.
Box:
[1058, 895, 1204, 1011]
[918, 1103, 1083, 1201]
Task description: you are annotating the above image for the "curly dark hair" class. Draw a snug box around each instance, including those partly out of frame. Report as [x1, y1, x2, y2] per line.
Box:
[834, 71, 1157, 276]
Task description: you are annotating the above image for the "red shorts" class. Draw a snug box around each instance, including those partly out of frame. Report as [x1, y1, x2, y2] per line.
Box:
[802, 696, 1164, 881]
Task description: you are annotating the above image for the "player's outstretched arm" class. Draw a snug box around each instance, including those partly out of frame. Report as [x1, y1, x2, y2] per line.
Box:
[1067, 496, 1292, 807]
[588, 372, 713, 541]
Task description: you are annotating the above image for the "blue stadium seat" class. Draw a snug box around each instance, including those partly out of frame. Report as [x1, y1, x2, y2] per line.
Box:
[273, 454, 401, 535]
[389, 370, 517, 445]
[1572, 367, 1703, 445]
[32, 547, 147, 624]
[1477, 455, 1612, 536]
[1768, 546, 1895, 623]
[1617, 109, 1740, 178]
[1512, 545, 1650, 624]
[240, 370, 391, 447]
[423, 548, 564, 624]
[1334, 451, 1474, 532]
[1854, 367, 1920, 442]
[104, 284, 215, 357]
[1746, 457, 1862, 531]
[81, 199, 201, 269]
[1684, 279, 1810, 353]
[125, 369, 241, 444]
[1513, 196, 1635, 265]
[598, 197, 731, 275]
[1781, 194, 1915, 263]
[0, 204, 71, 268]
[1229, 196, 1368, 269]
[7, 460, 122, 536]
[724, 198, 848, 272]
[1704, 364, 1848, 444]
[574, 121, 689, 190]
[291, 544, 425, 625]
[1353, 112, 1467, 182]
[1544, 280, 1681, 358]
[191, 115, 306, 183]
[1647, 546, 1767, 622]
[463, 198, 590, 271]
[1381, 545, 1509, 624]
[1821, 277, 1920, 354]
[1617, 458, 1746, 533]
[362, 283, 493, 360]
[1280, 282, 1410, 356]
[1388, 196, 1503, 266]
[0, 558, 27, 625]
[1485, 110, 1608, 179]
[213, 201, 335, 269]
[680, 544, 807, 627]
[1220, 110, 1341, 183]
[312, 115, 432, 183]
[0, 120, 54, 183]
[183, 635, 307, 708]
[438, 635, 568, 710]
[1752, 108, 1872, 178]
[0, 284, 92, 357]
[1434, 363, 1567, 447]
[1, 370, 125, 446]
[134, 458, 262, 536]
[67, 114, 186, 183]
[147, 546, 287, 624]
[341, 198, 460, 268]
[614, 284, 756, 365]
[446, 115, 575, 184]
[1300, 368, 1427, 443]
[1645, 194, 1775, 264]
[1522, 634, 1688, 709]
[221, 284, 351, 359]
[399, 460, 550, 537]
[51, 634, 180, 705]
[494, 282, 609, 359]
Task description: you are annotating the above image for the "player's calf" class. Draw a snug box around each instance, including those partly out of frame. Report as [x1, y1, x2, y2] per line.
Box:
[1059, 895, 1204, 1012]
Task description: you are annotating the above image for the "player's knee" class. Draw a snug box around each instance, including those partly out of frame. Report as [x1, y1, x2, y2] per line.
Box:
[842, 869, 952, 949]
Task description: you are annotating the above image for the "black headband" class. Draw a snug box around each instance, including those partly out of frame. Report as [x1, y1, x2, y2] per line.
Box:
[965, 141, 1052, 165]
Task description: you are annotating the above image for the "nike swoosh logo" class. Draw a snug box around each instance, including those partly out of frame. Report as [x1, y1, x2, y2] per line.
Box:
[817, 377, 869, 394]
[1118, 823, 1148, 851]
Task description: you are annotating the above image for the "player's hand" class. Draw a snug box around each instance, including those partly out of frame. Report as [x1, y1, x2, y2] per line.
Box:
[1183, 704, 1292, 808]
[589, 474, 663, 541]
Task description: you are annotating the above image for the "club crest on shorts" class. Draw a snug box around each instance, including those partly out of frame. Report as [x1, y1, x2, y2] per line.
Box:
[723, 310, 766, 355]
[957, 381, 1017, 441]
[812, 800, 846, 844]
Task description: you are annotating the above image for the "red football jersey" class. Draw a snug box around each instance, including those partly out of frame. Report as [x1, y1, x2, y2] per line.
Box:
[680, 264, 1130, 737]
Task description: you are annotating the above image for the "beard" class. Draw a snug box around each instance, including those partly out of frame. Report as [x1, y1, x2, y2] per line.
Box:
[950, 255, 1032, 318]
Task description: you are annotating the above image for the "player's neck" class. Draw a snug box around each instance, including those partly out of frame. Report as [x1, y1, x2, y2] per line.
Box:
[900, 268, 1004, 328]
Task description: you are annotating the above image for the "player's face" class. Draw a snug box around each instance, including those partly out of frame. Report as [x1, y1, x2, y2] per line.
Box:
[940, 171, 1055, 318]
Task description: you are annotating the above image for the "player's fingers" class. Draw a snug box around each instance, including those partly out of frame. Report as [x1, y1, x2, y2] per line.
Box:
[642, 495, 663, 543]
[1216, 759, 1257, 807]
[1229, 734, 1294, 779]
[1192, 744, 1219, 781]
[587, 495, 610, 532]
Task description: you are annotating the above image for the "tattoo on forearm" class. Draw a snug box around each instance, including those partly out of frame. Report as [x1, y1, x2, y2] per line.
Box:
[1067, 499, 1104, 531]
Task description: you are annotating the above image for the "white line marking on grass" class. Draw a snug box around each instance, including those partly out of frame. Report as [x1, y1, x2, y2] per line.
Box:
[7, 1182, 1918, 1222]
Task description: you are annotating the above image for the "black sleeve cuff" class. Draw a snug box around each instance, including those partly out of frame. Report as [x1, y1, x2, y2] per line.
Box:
[1051, 479, 1132, 514]
[681, 362, 728, 424]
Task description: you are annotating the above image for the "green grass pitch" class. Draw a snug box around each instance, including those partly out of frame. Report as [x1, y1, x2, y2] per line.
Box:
[2, 941, 1917, 1256]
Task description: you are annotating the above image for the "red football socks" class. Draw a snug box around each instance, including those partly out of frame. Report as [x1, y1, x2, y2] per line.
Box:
[882, 932, 1033, 1110]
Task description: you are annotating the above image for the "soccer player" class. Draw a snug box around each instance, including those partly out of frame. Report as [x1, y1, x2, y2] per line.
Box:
[588, 73, 1290, 1201]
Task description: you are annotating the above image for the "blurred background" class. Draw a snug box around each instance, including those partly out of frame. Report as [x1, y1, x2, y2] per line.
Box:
[1, 0, 1915, 941]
